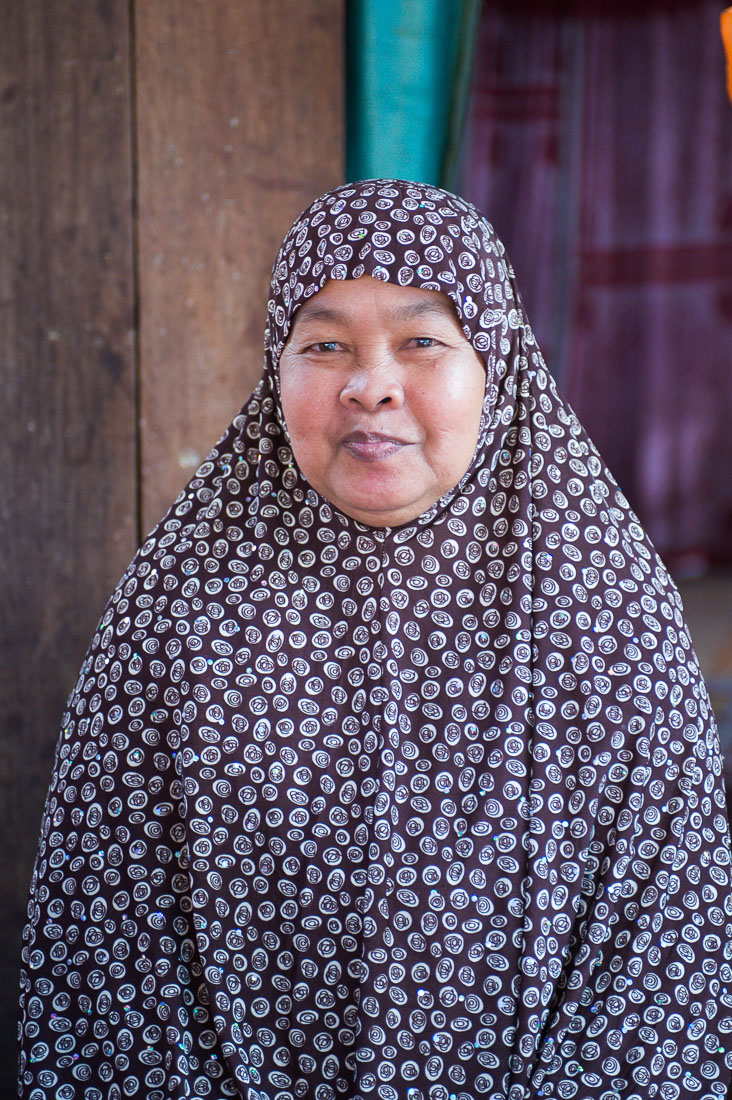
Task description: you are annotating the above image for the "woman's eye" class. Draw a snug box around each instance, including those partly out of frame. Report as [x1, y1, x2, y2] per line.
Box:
[311, 341, 340, 353]
[410, 337, 439, 349]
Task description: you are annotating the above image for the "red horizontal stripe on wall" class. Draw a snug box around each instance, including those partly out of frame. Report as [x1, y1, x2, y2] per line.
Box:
[580, 242, 732, 286]
[472, 84, 560, 122]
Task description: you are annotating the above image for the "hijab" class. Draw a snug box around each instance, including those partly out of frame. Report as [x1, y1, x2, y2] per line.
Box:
[18, 179, 732, 1100]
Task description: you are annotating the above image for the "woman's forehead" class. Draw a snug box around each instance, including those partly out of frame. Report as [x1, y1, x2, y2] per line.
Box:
[289, 277, 462, 333]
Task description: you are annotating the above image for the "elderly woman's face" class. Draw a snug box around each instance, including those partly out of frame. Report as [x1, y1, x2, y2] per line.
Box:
[279, 277, 485, 527]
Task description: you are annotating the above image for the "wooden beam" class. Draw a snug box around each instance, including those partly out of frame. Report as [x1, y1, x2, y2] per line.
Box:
[0, 0, 136, 1082]
[135, 0, 345, 531]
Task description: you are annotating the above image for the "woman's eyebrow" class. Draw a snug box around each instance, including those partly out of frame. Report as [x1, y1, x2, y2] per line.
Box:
[392, 300, 459, 323]
[291, 304, 347, 328]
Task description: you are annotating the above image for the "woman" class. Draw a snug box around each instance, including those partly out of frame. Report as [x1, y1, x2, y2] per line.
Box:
[18, 179, 732, 1099]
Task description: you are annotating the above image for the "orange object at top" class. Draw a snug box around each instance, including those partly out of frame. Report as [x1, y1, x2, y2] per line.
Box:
[723, 7, 732, 103]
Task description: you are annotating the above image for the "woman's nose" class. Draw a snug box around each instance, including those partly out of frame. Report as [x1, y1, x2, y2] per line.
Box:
[339, 361, 405, 412]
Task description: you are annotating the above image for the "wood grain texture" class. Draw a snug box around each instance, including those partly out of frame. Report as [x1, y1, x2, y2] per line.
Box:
[0, 1, 136, 1085]
[1, 2, 344, 1088]
[135, 0, 345, 531]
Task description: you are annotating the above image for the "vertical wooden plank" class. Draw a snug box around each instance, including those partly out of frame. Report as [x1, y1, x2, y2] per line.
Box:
[0, 2, 136, 1085]
[135, 0, 345, 531]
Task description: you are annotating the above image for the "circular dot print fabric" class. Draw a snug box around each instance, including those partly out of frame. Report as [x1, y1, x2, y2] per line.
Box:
[18, 179, 732, 1100]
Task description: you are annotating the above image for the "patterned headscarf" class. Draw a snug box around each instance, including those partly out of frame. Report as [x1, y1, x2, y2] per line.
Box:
[18, 180, 732, 1100]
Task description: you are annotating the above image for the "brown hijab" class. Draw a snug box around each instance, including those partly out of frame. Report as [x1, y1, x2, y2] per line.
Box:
[18, 179, 732, 1099]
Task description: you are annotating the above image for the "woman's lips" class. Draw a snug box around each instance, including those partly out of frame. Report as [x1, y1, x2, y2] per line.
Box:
[341, 431, 407, 462]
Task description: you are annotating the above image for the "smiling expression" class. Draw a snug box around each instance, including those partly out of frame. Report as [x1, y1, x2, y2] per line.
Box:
[278, 276, 486, 527]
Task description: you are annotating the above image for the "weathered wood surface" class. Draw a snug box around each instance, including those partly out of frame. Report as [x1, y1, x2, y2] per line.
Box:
[135, 0, 345, 532]
[1, 2, 344, 1090]
[0, 0, 137, 1086]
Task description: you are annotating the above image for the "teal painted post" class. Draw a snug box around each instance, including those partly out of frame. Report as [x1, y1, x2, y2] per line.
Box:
[347, 0, 481, 188]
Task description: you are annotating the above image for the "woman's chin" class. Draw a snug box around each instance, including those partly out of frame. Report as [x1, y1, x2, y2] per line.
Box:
[307, 458, 440, 527]
[327, 486, 432, 527]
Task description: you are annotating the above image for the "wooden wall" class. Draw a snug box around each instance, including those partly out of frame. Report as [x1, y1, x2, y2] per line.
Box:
[0, 0, 344, 1086]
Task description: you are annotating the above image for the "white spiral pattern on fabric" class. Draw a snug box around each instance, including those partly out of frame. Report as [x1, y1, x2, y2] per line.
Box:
[17, 180, 732, 1100]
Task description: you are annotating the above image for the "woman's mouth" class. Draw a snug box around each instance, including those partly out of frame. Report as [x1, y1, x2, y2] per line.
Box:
[341, 431, 407, 462]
